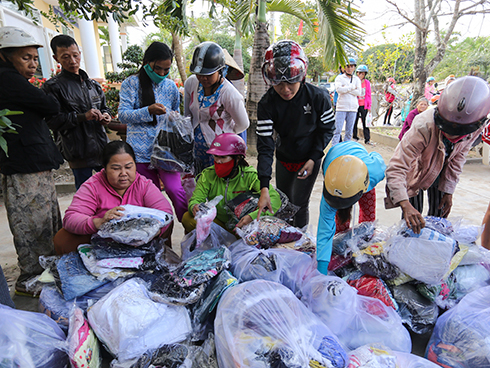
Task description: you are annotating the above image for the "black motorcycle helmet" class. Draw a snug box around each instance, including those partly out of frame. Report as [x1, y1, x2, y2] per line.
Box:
[190, 41, 226, 75]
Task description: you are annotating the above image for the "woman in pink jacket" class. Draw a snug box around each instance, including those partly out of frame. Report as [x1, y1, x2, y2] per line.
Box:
[385, 76, 490, 234]
[353, 64, 374, 145]
[54, 141, 174, 254]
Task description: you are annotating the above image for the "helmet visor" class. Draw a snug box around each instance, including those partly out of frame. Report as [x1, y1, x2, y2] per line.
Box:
[262, 58, 306, 86]
[323, 186, 364, 210]
[434, 109, 487, 136]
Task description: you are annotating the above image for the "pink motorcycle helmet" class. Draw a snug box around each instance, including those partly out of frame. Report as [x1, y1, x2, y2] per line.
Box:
[207, 133, 247, 156]
[436, 76, 490, 136]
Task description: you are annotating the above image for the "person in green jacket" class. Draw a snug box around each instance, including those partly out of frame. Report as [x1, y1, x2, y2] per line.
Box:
[183, 133, 281, 233]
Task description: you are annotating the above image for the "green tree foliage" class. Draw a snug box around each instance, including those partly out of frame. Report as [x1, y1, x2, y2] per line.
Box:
[360, 34, 415, 83]
[435, 35, 490, 81]
[105, 45, 143, 83]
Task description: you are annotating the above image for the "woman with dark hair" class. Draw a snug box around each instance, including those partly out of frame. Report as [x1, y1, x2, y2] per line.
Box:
[182, 133, 281, 233]
[184, 42, 249, 174]
[119, 41, 188, 221]
[53, 141, 174, 254]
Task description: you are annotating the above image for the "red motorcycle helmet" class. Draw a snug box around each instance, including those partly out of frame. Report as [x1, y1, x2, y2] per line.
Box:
[262, 40, 308, 86]
[435, 76, 490, 136]
[206, 133, 247, 156]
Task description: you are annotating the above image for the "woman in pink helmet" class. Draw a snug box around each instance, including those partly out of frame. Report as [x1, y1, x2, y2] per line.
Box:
[385, 76, 490, 233]
[182, 133, 281, 233]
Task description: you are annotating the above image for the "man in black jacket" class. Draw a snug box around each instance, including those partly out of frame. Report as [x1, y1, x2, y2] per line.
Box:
[43, 35, 110, 189]
[0, 27, 64, 295]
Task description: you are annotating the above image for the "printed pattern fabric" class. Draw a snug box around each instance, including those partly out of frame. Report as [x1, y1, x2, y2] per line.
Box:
[335, 188, 376, 233]
[118, 75, 180, 163]
[3, 171, 61, 289]
[194, 125, 215, 174]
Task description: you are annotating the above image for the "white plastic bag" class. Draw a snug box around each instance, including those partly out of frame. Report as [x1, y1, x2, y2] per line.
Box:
[366, 111, 373, 127]
[215, 280, 348, 368]
[195, 195, 223, 247]
[426, 286, 490, 367]
[67, 306, 101, 368]
[230, 241, 317, 295]
[180, 222, 236, 261]
[87, 278, 191, 363]
[97, 204, 173, 246]
[0, 304, 68, 368]
[387, 235, 454, 285]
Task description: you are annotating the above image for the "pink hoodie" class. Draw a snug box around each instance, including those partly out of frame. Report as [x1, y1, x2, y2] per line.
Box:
[63, 170, 173, 235]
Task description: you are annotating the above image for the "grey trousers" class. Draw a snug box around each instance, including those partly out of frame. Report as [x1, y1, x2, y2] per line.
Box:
[3, 171, 61, 290]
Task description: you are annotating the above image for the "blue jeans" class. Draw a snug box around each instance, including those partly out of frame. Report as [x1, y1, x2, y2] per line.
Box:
[72, 167, 102, 190]
[332, 110, 357, 145]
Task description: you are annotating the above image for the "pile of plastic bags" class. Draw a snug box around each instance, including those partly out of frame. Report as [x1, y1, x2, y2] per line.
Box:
[5, 210, 490, 367]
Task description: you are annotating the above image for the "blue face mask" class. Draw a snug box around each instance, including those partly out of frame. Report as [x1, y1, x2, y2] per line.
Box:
[144, 63, 169, 84]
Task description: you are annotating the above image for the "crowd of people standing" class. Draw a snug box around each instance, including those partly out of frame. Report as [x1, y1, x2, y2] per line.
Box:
[1, 25, 490, 308]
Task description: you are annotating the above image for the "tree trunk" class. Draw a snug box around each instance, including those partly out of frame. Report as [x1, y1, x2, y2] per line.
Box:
[232, 22, 245, 98]
[411, 0, 428, 108]
[246, 21, 270, 128]
[172, 32, 187, 83]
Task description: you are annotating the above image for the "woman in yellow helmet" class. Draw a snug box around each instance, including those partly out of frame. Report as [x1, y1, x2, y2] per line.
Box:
[317, 141, 386, 274]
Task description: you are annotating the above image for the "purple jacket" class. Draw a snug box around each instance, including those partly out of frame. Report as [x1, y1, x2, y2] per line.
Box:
[63, 170, 173, 234]
[398, 108, 420, 140]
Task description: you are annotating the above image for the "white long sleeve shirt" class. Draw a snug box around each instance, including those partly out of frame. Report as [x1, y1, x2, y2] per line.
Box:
[335, 73, 362, 112]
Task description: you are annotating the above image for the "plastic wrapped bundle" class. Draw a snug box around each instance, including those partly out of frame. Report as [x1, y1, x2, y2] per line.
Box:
[0, 304, 68, 368]
[332, 222, 376, 256]
[97, 204, 173, 246]
[236, 216, 304, 249]
[392, 283, 439, 335]
[57, 251, 108, 300]
[67, 306, 101, 368]
[387, 236, 454, 285]
[215, 280, 348, 368]
[151, 111, 194, 173]
[346, 273, 398, 310]
[195, 196, 223, 247]
[39, 282, 120, 331]
[87, 278, 192, 363]
[301, 274, 358, 336]
[347, 344, 440, 368]
[425, 286, 490, 368]
[301, 275, 411, 352]
[230, 241, 317, 294]
[424, 216, 454, 236]
[351, 241, 400, 280]
[180, 222, 236, 261]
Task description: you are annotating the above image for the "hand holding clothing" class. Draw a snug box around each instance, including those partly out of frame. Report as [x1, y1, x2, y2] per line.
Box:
[400, 199, 425, 234]
[93, 206, 124, 229]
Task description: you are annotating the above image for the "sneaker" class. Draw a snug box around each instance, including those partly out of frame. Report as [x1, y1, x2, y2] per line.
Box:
[365, 141, 376, 146]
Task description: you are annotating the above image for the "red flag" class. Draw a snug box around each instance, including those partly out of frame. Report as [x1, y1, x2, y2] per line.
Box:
[297, 20, 304, 36]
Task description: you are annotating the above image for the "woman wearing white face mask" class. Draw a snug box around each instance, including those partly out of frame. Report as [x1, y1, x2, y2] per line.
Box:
[119, 42, 188, 222]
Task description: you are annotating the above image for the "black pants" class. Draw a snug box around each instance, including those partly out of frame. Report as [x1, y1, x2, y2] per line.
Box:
[353, 105, 371, 143]
[408, 178, 444, 217]
[383, 104, 394, 125]
[275, 159, 322, 228]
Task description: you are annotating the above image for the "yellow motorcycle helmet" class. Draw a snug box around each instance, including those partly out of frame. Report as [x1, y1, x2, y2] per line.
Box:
[323, 155, 369, 209]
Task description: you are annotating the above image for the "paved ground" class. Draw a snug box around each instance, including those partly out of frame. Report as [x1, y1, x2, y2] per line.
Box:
[1, 138, 489, 357]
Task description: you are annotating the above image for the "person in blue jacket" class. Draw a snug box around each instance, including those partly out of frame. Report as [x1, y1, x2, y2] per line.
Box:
[317, 141, 386, 274]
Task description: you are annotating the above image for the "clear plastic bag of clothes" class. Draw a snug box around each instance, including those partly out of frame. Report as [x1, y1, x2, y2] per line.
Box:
[460, 243, 490, 265]
[195, 195, 223, 247]
[392, 283, 439, 335]
[0, 304, 68, 368]
[150, 110, 194, 173]
[236, 216, 304, 249]
[215, 280, 348, 368]
[425, 286, 490, 368]
[301, 274, 411, 352]
[39, 281, 121, 331]
[451, 218, 483, 244]
[332, 222, 376, 256]
[67, 306, 101, 368]
[346, 272, 398, 311]
[230, 241, 317, 295]
[97, 204, 173, 246]
[180, 222, 236, 261]
[424, 216, 454, 236]
[347, 344, 440, 368]
[416, 275, 459, 310]
[452, 264, 490, 299]
[387, 235, 454, 285]
[191, 270, 238, 340]
[87, 278, 192, 363]
[57, 252, 108, 301]
[350, 241, 400, 280]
